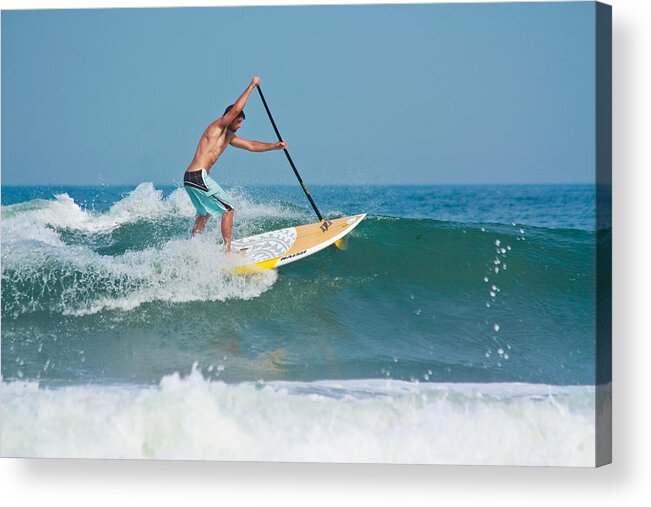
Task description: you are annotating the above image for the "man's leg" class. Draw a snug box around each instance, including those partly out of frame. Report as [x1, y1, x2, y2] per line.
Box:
[191, 213, 210, 237]
[221, 209, 235, 253]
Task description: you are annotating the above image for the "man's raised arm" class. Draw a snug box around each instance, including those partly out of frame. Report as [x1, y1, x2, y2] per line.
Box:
[216, 76, 260, 127]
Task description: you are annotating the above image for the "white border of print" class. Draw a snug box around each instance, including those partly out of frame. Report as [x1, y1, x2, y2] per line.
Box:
[1, 0, 649, 506]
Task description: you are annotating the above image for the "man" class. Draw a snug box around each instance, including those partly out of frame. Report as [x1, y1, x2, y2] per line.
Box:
[183, 76, 286, 253]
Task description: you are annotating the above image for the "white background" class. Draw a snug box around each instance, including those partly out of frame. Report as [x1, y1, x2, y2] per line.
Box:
[1, 0, 649, 505]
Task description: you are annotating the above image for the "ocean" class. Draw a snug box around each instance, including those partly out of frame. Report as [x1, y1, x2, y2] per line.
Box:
[1, 183, 608, 465]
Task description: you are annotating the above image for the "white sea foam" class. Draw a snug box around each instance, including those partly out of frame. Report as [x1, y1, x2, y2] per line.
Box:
[2, 233, 277, 316]
[1, 184, 179, 240]
[0, 369, 599, 466]
[1, 183, 292, 315]
[71, 239, 278, 315]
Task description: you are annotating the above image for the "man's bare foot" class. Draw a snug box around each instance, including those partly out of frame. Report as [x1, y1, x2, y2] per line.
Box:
[224, 244, 246, 257]
[228, 248, 247, 257]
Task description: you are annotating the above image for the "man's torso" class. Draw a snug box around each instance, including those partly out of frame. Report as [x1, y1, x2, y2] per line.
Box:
[187, 125, 235, 174]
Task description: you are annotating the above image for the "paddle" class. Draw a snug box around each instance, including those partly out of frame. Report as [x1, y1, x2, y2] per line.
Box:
[256, 85, 332, 232]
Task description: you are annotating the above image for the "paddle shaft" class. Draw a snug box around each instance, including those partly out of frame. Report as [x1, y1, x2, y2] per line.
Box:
[256, 85, 325, 223]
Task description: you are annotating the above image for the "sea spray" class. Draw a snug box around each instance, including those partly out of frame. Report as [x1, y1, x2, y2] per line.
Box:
[1, 184, 285, 317]
[2, 235, 277, 317]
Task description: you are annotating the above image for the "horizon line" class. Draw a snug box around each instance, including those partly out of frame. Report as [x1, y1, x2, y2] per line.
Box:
[1, 181, 600, 188]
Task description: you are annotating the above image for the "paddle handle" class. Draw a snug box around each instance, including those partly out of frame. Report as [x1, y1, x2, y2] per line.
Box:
[256, 85, 326, 224]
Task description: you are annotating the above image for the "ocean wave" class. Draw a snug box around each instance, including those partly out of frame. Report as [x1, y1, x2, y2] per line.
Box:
[2, 184, 599, 324]
[0, 183, 319, 316]
[0, 367, 600, 465]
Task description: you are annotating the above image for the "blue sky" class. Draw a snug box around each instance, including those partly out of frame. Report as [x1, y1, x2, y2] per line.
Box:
[2, 2, 596, 186]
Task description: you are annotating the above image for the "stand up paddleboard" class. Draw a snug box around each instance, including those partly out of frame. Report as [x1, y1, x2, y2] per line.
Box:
[232, 214, 366, 273]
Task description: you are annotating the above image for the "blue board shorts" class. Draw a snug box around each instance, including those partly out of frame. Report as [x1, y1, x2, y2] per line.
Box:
[183, 169, 234, 217]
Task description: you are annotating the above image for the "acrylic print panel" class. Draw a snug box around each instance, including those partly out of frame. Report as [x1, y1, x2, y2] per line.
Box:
[0, 1, 611, 466]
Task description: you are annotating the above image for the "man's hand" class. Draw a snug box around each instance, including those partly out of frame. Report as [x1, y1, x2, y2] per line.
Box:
[275, 141, 287, 150]
[251, 76, 260, 88]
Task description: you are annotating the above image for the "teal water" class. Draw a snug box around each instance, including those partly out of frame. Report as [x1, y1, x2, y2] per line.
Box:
[1, 183, 602, 386]
[0, 182, 607, 463]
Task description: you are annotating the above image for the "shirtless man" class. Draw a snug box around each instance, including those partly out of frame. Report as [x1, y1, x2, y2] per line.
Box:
[183, 76, 286, 253]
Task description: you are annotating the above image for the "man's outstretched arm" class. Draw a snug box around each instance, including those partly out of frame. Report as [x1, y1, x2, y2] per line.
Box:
[230, 137, 287, 152]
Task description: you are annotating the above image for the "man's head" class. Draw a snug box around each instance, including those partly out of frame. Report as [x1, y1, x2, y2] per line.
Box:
[224, 104, 245, 132]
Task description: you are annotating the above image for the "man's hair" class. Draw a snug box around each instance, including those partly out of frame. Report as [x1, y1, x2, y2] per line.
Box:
[223, 104, 245, 120]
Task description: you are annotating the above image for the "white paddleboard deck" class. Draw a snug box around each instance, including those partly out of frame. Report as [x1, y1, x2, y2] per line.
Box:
[231, 213, 366, 272]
